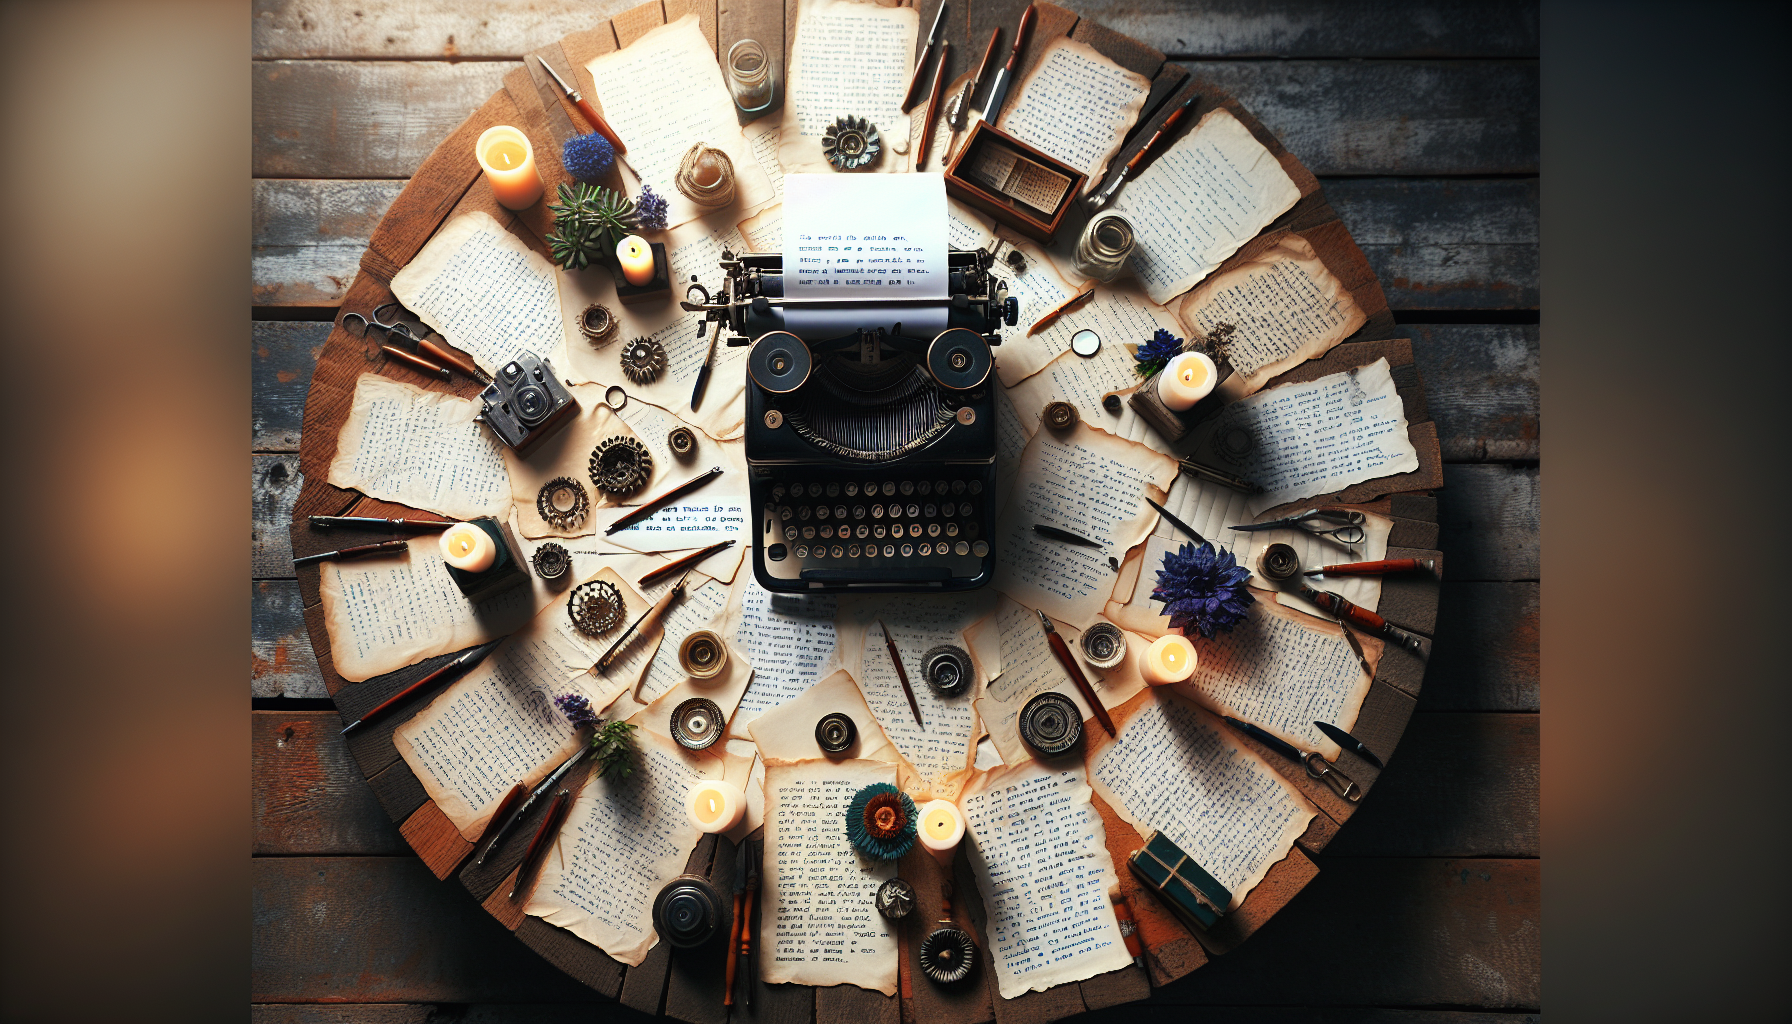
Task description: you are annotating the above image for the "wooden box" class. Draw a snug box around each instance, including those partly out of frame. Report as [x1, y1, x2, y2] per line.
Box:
[945, 121, 1086, 244]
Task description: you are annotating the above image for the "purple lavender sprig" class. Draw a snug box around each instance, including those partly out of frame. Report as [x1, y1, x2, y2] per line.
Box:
[633, 184, 669, 232]
[555, 693, 638, 778]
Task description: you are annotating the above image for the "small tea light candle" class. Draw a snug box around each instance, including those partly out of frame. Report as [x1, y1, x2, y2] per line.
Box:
[616, 234, 656, 286]
[686, 780, 746, 833]
[475, 125, 543, 211]
[439, 523, 496, 573]
[916, 799, 965, 865]
[1140, 633, 1197, 685]
[1157, 351, 1218, 411]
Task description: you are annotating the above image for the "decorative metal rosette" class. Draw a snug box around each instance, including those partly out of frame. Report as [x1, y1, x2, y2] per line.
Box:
[875, 878, 916, 920]
[822, 115, 881, 171]
[921, 644, 973, 698]
[536, 476, 590, 530]
[578, 302, 618, 347]
[589, 435, 653, 496]
[667, 425, 697, 459]
[620, 336, 666, 384]
[845, 782, 917, 861]
[670, 697, 724, 750]
[568, 578, 625, 636]
[918, 926, 978, 985]
[1018, 691, 1083, 756]
[531, 542, 571, 581]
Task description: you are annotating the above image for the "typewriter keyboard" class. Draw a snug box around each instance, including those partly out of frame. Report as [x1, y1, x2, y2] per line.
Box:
[754, 474, 995, 589]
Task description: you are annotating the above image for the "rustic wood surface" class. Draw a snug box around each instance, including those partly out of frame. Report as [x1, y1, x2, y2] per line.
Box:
[251, 0, 1538, 1018]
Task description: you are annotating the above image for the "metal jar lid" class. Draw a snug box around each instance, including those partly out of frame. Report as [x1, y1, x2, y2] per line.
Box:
[921, 645, 973, 697]
[670, 697, 724, 750]
[1078, 622, 1127, 670]
[815, 712, 857, 755]
[679, 629, 729, 680]
[653, 873, 722, 948]
[1018, 691, 1084, 756]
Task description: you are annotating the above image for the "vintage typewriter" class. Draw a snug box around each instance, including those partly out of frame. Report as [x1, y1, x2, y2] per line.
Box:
[683, 248, 1018, 592]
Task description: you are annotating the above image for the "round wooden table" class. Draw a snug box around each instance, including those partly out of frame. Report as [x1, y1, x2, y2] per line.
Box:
[287, 2, 1445, 1020]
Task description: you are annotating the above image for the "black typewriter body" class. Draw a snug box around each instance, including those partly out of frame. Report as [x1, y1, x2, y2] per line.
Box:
[685, 249, 1018, 593]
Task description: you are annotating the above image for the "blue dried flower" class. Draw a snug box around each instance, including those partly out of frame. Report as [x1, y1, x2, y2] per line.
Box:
[634, 184, 669, 232]
[561, 132, 616, 184]
[845, 783, 917, 861]
[1150, 541, 1253, 638]
[555, 692, 600, 729]
[1134, 328, 1185, 378]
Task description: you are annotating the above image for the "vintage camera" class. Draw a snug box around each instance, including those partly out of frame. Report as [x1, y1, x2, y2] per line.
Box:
[477, 350, 578, 457]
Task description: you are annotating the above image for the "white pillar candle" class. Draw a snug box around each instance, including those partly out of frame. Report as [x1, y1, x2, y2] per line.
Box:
[616, 234, 656, 286]
[475, 125, 544, 211]
[686, 780, 746, 833]
[439, 522, 496, 573]
[1140, 633, 1197, 685]
[916, 799, 965, 866]
[1157, 351, 1218, 411]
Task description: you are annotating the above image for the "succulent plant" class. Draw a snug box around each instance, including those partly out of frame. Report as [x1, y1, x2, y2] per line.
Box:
[545, 182, 638, 271]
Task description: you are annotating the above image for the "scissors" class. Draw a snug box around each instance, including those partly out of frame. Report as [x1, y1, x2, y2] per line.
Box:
[342, 302, 488, 382]
[1230, 508, 1367, 545]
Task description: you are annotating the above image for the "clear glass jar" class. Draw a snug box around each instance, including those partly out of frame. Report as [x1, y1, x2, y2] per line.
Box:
[727, 39, 775, 114]
[1073, 212, 1136, 283]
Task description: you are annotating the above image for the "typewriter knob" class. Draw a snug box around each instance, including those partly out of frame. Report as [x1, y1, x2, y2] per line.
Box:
[1003, 296, 1020, 327]
[747, 331, 813, 394]
[927, 329, 993, 390]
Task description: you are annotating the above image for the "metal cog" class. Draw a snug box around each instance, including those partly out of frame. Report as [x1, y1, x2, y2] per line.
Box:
[536, 476, 590, 530]
[568, 578, 625, 636]
[821, 115, 881, 171]
[589, 434, 653, 496]
[531, 542, 571, 581]
[620, 336, 666, 384]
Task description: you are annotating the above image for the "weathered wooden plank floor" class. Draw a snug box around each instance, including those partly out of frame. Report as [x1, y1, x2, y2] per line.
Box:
[251, 0, 1539, 1018]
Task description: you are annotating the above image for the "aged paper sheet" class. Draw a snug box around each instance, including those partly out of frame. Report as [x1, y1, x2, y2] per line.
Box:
[1109, 108, 1302, 306]
[526, 729, 723, 965]
[598, 574, 739, 719]
[1106, 473, 1391, 633]
[760, 758, 900, 993]
[582, 15, 775, 230]
[389, 210, 563, 374]
[391, 568, 646, 837]
[998, 279, 1185, 392]
[836, 592, 995, 800]
[1167, 597, 1379, 759]
[1177, 231, 1367, 398]
[972, 596, 1144, 765]
[1087, 689, 1316, 910]
[747, 669, 898, 764]
[997, 36, 1149, 195]
[959, 760, 1135, 997]
[780, 0, 916, 175]
[1005, 334, 1167, 456]
[991, 420, 1178, 628]
[551, 212, 753, 438]
[730, 577, 841, 728]
[316, 536, 536, 682]
[739, 197, 994, 262]
[1186, 357, 1419, 515]
[327, 373, 511, 521]
[501, 390, 649, 536]
[992, 384, 1028, 517]
[744, 119, 785, 205]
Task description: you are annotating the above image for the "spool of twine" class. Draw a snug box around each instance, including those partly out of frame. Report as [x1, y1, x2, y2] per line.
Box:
[675, 142, 737, 208]
[1259, 543, 1303, 585]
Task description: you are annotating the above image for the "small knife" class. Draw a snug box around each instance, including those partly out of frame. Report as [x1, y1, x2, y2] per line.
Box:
[1223, 716, 1302, 763]
[950, 27, 1002, 131]
[1314, 721, 1385, 769]
[531, 54, 628, 155]
[1089, 90, 1200, 210]
[901, 3, 950, 112]
[974, 3, 1036, 126]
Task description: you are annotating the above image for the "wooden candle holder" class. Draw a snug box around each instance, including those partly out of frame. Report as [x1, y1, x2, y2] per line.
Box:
[1128, 369, 1224, 443]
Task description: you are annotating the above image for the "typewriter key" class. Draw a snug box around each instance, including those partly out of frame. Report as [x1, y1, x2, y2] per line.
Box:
[653, 874, 722, 948]
[670, 697, 724, 750]
[747, 331, 812, 393]
[816, 712, 857, 754]
[1019, 691, 1083, 756]
[927, 328, 993, 390]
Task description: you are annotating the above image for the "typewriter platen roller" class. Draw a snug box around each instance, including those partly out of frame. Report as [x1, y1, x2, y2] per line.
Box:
[683, 248, 1017, 593]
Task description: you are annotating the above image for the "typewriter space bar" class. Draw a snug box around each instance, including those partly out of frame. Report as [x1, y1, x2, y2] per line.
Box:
[800, 567, 953, 584]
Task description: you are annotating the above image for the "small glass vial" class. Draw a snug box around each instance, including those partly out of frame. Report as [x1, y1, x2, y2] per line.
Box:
[727, 39, 775, 114]
[1073, 212, 1136, 283]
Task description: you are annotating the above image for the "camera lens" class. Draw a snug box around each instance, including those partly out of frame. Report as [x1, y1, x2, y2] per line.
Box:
[514, 383, 552, 425]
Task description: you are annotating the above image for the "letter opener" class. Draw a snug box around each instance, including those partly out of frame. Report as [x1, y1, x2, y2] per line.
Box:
[606, 466, 725, 534]
[292, 538, 409, 568]
[915, 42, 951, 170]
[1314, 720, 1385, 769]
[474, 743, 592, 866]
[1036, 609, 1116, 737]
[901, 3, 949, 112]
[1089, 90, 1201, 210]
[1144, 496, 1207, 546]
[1223, 716, 1361, 802]
[973, 3, 1036, 126]
[531, 54, 628, 155]
[950, 27, 1002, 131]
[340, 637, 503, 735]
[880, 620, 925, 729]
[309, 515, 457, 531]
[509, 788, 574, 900]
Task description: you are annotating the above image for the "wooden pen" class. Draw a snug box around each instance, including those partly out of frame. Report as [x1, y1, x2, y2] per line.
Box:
[915, 42, 951, 170]
[1026, 282, 1096, 336]
[292, 539, 409, 568]
[610, 569, 696, 687]
[531, 55, 627, 155]
[339, 638, 503, 735]
[901, 3, 949, 112]
[509, 788, 574, 900]
[1304, 557, 1436, 577]
[1089, 90, 1201, 209]
[637, 540, 736, 589]
[880, 620, 926, 730]
[1036, 609, 1116, 736]
[606, 466, 724, 535]
[379, 343, 450, 380]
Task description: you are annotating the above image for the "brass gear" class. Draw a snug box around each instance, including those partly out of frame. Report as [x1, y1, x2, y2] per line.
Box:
[568, 578, 625, 636]
[589, 434, 653, 496]
[536, 476, 590, 530]
[620, 336, 666, 384]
